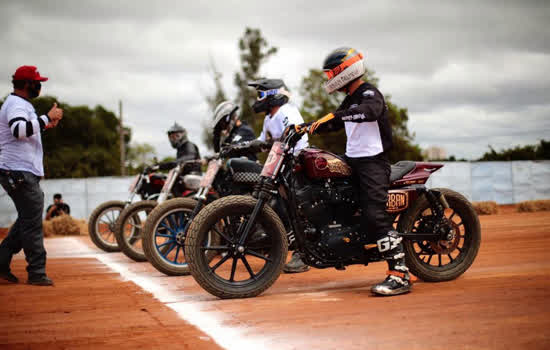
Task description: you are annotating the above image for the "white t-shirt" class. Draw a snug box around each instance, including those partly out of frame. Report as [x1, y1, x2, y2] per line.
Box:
[258, 103, 309, 152]
[0, 94, 49, 176]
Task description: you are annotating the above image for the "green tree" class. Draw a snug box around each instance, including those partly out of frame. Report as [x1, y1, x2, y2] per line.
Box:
[299, 69, 423, 162]
[478, 140, 550, 161]
[234, 27, 278, 134]
[126, 142, 157, 174]
[202, 59, 228, 150]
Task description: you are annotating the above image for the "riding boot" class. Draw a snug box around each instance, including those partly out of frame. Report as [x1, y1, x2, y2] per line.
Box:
[371, 231, 412, 296]
[283, 251, 310, 273]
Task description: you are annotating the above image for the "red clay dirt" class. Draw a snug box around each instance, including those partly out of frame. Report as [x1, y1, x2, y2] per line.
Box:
[1, 206, 550, 349]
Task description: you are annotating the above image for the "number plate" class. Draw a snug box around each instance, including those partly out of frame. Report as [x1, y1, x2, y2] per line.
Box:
[199, 160, 221, 187]
[261, 142, 285, 178]
[128, 175, 140, 192]
[161, 169, 176, 193]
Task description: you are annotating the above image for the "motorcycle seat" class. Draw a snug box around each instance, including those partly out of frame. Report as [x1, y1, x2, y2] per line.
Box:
[390, 161, 416, 182]
[226, 158, 263, 174]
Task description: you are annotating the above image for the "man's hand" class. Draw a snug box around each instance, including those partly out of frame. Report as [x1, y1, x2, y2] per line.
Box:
[47, 103, 63, 125]
[309, 113, 335, 134]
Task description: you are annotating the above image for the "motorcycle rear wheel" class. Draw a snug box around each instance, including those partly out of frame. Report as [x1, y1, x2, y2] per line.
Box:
[114, 200, 157, 262]
[88, 200, 126, 252]
[398, 188, 481, 282]
[185, 195, 288, 299]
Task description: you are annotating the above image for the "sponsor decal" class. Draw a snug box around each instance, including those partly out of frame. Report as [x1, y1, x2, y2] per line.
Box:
[363, 89, 375, 97]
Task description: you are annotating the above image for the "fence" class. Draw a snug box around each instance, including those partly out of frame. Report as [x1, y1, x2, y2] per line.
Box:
[1, 161, 549, 227]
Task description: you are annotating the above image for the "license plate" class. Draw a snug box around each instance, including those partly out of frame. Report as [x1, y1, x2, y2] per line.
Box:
[261, 142, 285, 178]
[199, 160, 221, 187]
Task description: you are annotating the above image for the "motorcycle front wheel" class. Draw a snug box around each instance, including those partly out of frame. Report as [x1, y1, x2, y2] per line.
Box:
[88, 200, 126, 252]
[114, 200, 157, 262]
[185, 195, 288, 299]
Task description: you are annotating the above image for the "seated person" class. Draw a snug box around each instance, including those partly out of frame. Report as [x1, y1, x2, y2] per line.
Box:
[45, 193, 70, 220]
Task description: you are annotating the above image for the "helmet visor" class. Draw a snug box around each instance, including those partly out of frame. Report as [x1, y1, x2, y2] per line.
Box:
[324, 52, 364, 80]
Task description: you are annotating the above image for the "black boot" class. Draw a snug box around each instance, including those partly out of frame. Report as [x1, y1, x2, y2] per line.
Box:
[371, 231, 411, 296]
[283, 251, 310, 273]
[0, 270, 18, 283]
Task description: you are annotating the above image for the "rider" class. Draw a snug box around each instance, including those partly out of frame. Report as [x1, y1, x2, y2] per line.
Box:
[247, 78, 310, 274]
[152, 123, 201, 173]
[212, 101, 256, 160]
[305, 47, 411, 296]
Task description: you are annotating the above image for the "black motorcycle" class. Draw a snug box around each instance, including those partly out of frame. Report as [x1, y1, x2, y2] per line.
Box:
[184, 127, 481, 299]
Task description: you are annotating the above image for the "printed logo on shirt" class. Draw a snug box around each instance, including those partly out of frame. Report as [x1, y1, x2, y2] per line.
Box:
[282, 116, 289, 126]
[342, 114, 366, 121]
[363, 90, 375, 97]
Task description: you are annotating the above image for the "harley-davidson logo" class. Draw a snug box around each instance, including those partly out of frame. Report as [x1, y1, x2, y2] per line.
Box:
[386, 191, 408, 213]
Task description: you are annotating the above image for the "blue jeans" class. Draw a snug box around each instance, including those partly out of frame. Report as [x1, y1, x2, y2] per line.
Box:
[0, 170, 47, 279]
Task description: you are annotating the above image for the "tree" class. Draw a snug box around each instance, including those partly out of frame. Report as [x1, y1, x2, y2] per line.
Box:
[126, 142, 157, 174]
[299, 69, 423, 162]
[234, 27, 277, 134]
[202, 59, 228, 150]
[478, 140, 550, 161]
[1, 95, 130, 178]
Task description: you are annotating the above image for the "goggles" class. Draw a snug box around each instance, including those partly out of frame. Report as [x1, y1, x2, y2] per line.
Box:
[324, 52, 364, 80]
[257, 88, 282, 101]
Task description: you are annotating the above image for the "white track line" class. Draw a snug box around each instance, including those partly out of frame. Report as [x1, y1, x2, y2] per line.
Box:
[65, 237, 272, 350]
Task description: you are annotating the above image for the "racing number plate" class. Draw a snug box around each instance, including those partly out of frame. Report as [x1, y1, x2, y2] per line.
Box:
[199, 160, 221, 187]
[128, 175, 140, 192]
[261, 142, 285, 178]
[386, 191, 409, 213]
[161, 169, 176, 193]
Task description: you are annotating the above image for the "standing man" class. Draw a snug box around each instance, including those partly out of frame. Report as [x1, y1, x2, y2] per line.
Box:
[0, 65, 63, 286]
[45, 193, 71, 220]
[307, 47, 411, 295]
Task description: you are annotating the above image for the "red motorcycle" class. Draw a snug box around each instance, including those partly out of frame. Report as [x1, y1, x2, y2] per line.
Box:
[185, 128, 481, 299]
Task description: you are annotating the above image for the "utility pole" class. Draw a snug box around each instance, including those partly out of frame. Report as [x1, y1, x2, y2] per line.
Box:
[119, 100, 126, 176]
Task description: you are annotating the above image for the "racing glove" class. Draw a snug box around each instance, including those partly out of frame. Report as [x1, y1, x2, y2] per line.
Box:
[308, 113, 335, 134]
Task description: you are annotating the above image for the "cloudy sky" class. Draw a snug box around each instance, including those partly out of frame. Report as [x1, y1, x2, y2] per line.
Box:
[1, 0, 549, 160]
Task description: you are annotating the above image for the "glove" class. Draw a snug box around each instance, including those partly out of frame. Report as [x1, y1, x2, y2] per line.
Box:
[295, 122, 312, 134]
[309, 113, 335, 134]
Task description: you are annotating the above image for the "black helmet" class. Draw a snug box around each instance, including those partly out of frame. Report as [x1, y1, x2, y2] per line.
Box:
[212, 101, 239, 152]
[322, 47, 365, 94]
[167, 122, 187, 149]
[248, 78, 290, 114]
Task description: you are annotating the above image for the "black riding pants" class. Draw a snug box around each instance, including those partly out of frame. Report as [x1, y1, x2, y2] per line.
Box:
[345, 153, 393, 242]
[0, 171, 47, 279]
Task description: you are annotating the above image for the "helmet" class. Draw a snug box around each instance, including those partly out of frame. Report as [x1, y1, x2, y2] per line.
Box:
[248, 79, 290, 114]
[167, 122, 187, 149]
[212, 101, 239, 151]
[322, 47, 365, 94]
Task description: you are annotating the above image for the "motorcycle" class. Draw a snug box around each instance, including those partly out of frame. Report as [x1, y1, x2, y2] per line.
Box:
[113, 160, 200, 261]
[88, 169, 167, 252]
[184, 127, 481, 299]
[142, 154, 264, 275]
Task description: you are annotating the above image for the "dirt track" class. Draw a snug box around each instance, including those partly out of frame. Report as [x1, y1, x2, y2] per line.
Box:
[1, 206, 549, 349]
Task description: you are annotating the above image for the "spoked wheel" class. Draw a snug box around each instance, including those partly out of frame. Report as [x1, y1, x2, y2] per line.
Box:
[114, 200, 157, 262]
[143, 198, 212, 276]
[185, 196, 288, 299]
[398, 188, 481, 282]
[88, 200, 126, 252]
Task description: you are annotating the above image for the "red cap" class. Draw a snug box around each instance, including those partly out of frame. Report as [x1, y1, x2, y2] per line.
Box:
[12, 66, 48, 82]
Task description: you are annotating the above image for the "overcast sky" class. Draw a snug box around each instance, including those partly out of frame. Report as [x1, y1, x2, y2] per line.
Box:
[1, 0, 549, 160]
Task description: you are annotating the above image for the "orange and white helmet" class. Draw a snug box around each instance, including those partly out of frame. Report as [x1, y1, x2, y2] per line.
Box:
[322, 47, 365, 94]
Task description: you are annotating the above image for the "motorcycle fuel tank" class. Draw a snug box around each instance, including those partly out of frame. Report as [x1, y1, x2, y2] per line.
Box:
[300, 148, 352, 179]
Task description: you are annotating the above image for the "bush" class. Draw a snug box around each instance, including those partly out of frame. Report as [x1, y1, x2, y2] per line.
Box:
[472, 201, 499, 215]
[517, 200, 550, 212]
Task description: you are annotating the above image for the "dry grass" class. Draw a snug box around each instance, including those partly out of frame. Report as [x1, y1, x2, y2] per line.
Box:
[3, 216, 88, 238]
[517, 200, 550, 212]
[472, 201, 499, 215]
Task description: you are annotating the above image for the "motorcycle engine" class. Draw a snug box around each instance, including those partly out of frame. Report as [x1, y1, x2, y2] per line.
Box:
[295, 178, 363, 261]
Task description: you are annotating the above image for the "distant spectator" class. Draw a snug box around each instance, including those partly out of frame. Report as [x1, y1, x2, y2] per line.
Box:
[45, 193, 70, 220]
